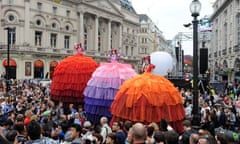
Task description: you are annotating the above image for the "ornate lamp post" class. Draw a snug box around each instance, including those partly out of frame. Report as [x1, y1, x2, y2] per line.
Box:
[190, 0, 201, 127]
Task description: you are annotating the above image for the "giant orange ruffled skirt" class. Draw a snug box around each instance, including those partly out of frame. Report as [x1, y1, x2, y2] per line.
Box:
[110, 73, 185, 133]
[50, 54, 98, 103]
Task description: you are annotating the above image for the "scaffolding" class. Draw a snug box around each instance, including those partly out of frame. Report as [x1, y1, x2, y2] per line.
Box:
[173, 32, 193, 77]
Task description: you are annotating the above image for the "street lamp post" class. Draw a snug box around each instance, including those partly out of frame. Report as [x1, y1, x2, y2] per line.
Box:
[4, 27, 15, 96]
[190, 0, 201, 127]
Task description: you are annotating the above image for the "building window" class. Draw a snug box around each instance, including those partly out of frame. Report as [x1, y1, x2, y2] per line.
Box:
[8, 0, 14, 5]
[52, 23, 57, 29]
[35, 31, 42, 46]
[125, 46, 128, 56]
[64, 35, 70, 49]
[224, 23, 227, 49]
[37, 2, 42, 10]
[50, 33, 57, 48]
[7, 15, 15, 22]
[9, 28, 16, 45]
[141, 47, 147, 54]
[110, 35, 113, 49]
[224, 10, 227, 17]
[66, 10, 70, 17]
[98, 31, 101, 52]
[65, 25, 69, 31]
[36, 19, 41, 26]
[84, 27, 87, 50]
[142, 38, 144, 43]
[131, 47, 133, 56]
[215, 30, 218, 52]
[230, 5, 232, 14]
[53, 7, 57, 14]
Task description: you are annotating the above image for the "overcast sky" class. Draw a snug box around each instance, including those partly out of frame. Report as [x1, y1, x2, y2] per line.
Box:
[131, 0, 215, 55]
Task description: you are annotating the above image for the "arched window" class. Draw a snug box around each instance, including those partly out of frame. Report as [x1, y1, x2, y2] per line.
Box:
[34, 60, 44, 79]
[3, 59, 16, 67]
[2, 59, 17, 79]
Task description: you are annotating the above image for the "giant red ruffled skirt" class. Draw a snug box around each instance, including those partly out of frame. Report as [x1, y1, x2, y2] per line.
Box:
[50, 54, 98, 103]
[110, 73, 185, 133]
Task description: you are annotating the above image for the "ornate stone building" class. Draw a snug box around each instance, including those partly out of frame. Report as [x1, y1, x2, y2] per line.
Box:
[138, 14, 173, 73]
[0, 0, 140, 79]
[210, 0, 240, 82]
[138, 14, 171, 55]
[138, 14, 155, 56]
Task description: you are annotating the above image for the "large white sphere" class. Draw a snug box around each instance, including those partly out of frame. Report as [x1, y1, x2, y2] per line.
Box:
[150, 51, 173, 76]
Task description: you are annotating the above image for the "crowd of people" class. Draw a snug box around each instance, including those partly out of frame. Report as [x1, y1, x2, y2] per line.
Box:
[0, 79, 239, 144]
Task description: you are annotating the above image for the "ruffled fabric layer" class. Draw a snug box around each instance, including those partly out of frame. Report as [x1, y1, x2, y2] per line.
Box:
[50, 54, 98, 103]
[110, 73, 185, 133]
[84, 62, 136, 123]
[84, 86, 118, 100]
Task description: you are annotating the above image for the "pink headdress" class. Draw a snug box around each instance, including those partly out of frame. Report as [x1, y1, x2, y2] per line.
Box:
[74, 43, 84, 54]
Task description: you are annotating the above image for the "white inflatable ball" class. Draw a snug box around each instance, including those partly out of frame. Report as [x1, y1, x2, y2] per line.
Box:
[150, 51, 173, 76]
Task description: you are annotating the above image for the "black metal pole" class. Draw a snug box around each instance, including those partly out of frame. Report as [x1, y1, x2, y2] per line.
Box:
[4, 27, 10, 96]
[192, 16, 200, 127]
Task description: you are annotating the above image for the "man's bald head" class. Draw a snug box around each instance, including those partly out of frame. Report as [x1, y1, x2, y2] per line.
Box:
[100, 116, 108, 125]
[132, 123, 146, 140]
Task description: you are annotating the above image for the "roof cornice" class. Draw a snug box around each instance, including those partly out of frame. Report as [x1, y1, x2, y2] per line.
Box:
[210, 0, 232, 21]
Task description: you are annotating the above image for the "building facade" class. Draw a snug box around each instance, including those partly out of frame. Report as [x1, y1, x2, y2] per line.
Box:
[138, 14, 172, 55]
[138, 14, 173, 73]
[158, 30, 172, 54]
[210, 0, 240, 82]
[138, 14, 155, 57]
[0, 0, 140, 79]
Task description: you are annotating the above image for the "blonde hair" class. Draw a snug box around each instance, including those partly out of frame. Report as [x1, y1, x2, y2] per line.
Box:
[25, 110, 32, 117]
[31, 115, 39, 121]
[149, 122, 159, 131]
